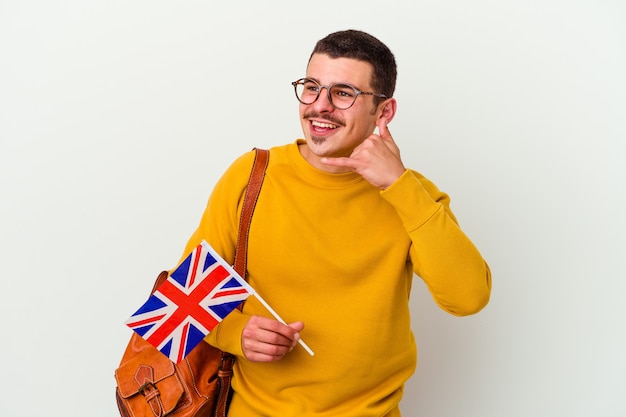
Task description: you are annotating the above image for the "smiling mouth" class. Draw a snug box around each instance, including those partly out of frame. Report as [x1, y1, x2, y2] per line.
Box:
[311, 120, 338, 129]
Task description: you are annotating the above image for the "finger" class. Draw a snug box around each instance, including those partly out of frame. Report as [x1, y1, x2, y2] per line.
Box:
[243, 341, 291, 362]
[376, 119, 402, 157]
[320, 156, 359, 169]
[377, 118, 392, 141]
[252, 329, 294, 346]
[248, 316, 303, 346]
[287, 321, 304, 341]
[242, 319, 304, 362]
[287, 321, 305, 332]
[241, 332, 294, 362]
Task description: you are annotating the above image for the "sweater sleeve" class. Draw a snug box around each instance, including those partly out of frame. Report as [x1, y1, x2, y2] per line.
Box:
[381, 169, 492, 316]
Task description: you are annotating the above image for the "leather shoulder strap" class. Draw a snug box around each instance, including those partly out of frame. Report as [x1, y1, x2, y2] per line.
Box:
[215, 149, 268, 417]
[233, 148, 269, 279]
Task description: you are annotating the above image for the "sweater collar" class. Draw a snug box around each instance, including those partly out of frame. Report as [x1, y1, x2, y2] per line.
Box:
[289, 139, 365, 189]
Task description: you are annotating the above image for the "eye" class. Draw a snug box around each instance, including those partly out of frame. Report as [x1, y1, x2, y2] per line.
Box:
[303, 80, 320, 93]
[331, 85, 356, 99]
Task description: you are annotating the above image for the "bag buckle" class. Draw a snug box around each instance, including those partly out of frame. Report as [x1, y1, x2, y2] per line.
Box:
[138, 381, 165, 417]
[138, 382, 156, 395]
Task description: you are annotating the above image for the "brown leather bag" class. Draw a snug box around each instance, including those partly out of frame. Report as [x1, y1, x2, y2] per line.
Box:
[114, 148, 269, 417]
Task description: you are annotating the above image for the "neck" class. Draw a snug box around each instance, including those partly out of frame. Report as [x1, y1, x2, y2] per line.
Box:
[298, 142, 352, 174]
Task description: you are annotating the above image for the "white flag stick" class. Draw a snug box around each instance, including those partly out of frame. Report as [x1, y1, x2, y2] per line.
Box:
[252, 292, 315, 356]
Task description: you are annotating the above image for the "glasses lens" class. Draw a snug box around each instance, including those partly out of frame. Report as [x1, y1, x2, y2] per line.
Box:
[295, 79, 319, 104]
[293, 79, 359, 109]
[329, 84, 357, 110]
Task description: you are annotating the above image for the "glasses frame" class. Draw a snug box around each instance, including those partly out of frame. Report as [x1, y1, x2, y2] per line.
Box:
[291, 78, 388, 110]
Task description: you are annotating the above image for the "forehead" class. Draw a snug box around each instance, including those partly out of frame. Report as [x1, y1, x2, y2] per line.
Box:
[306, 53, 374, 89]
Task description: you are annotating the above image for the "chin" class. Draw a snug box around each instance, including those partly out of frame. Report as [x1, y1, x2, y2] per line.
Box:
[309, 136, 327, 147]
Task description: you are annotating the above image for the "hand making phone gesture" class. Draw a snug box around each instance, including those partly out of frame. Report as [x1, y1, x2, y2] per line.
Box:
[321, 118, 406, 189]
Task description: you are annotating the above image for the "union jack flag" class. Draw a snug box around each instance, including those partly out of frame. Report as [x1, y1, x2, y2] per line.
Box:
[126, 240, 255, 363]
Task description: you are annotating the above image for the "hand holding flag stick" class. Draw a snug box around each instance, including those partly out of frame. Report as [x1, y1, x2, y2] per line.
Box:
[246, 286, 315, 357]
[126, 240, 313, 363]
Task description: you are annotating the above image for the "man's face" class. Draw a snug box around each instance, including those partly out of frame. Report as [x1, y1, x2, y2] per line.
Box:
[298, 53, 384, 169]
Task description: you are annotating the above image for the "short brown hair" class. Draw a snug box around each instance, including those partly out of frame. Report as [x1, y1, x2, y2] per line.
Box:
[310, 30, 397, 105]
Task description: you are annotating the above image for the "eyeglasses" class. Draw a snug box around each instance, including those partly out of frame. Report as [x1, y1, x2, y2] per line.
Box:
[291, 78, 388, 110]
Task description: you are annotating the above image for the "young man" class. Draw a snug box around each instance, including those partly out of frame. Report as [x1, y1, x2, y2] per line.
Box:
[181, 30, 491, 417]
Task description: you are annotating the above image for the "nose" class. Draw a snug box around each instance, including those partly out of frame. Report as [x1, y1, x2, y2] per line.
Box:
[311, 86, 335, 112]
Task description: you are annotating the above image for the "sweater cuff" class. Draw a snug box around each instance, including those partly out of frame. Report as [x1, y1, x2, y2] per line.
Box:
[380, 169, 441, 232]
[203, 309, 250, 357]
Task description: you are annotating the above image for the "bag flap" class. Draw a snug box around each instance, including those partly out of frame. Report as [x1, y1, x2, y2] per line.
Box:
[115, 347, 177, 398]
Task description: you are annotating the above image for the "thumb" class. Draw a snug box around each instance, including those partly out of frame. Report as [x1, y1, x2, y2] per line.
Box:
[288, 321, 305, 332]
[377, 117, 392, 141]
[287, 321, 305, 345]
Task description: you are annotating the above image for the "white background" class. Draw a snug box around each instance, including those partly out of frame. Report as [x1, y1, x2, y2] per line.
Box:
[1, 1, 624, 416]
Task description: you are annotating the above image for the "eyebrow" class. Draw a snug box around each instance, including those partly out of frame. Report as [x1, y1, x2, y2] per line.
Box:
[304, 77, 364, 90]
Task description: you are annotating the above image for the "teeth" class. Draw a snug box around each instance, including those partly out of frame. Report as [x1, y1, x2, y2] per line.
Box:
[311, 121, 337, 129]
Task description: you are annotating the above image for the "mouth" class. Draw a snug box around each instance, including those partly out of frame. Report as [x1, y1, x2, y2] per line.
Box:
[308, 116, 344, 139]
[303, 112, 344, 140]
[311, 120, 339, 131]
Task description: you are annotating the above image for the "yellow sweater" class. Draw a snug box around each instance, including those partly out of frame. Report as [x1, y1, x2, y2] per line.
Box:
[181, 140, 491, 417]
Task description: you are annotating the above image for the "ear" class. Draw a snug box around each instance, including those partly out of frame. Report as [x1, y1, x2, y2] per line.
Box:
[379, 98, 397, 124]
